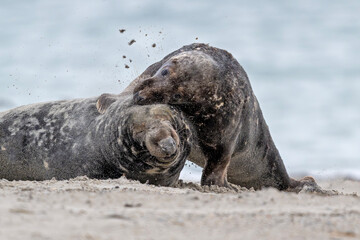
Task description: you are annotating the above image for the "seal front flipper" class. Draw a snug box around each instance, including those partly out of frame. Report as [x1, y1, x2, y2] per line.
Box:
[200, 145, 231, 187]
[96, 93, 120, 114]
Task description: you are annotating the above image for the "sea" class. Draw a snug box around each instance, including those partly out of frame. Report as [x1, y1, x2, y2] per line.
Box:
[1, 0, 359, 181]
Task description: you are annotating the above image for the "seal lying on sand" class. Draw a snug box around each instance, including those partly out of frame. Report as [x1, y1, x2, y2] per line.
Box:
[0, 96, 191, 186]
[97, 43, 318, 191]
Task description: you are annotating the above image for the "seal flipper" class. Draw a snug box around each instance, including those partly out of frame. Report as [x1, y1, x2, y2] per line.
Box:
[288, 176, 324, 193]
[200, 144, 232, 187]
[96, 93, 120, 114]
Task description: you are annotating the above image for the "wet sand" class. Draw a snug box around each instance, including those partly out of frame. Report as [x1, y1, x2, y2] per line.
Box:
[0, 177, 359, 240]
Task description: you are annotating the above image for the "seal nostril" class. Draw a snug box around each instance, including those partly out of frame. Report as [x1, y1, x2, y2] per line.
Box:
[173, 93, 181, 100]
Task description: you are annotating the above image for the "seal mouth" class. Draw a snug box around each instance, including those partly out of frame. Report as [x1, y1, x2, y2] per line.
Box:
[133, 91, 146, 104]
[157, 151, 178, 164]
[133, 90, 167, 105]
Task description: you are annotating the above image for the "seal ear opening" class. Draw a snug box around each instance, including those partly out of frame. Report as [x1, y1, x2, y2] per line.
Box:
[96, 93, 118, 114]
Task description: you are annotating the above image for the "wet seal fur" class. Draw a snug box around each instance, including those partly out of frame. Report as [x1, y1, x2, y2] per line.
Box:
[97, 43, 319, 191]
[0, 96, 191, 186]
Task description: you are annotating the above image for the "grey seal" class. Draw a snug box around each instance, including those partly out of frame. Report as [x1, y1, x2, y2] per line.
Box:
[0, 96, 191, 186]
[97, 43, 318, 191]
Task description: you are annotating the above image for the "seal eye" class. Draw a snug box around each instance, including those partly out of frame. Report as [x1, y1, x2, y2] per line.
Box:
[161, 69, 168, 76]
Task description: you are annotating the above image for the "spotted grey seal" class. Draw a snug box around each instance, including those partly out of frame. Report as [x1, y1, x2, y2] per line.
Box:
[97, 43, 318, 191]
[0, 96, 191, 186]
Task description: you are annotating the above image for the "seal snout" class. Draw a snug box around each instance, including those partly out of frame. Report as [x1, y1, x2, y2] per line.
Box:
[158, 136, 177, 156]
[133, 91, 145, 103]
[133, 78, 155, 104]
[144, 123, 180, 161]
[133, 77, 169, 104]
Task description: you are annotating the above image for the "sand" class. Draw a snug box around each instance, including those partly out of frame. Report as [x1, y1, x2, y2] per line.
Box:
[0, 177, 359, 240]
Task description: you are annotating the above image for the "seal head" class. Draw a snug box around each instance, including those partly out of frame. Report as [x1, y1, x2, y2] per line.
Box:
[133, 51, 220, 108]
[111, 104, 192, 186]
[129, 106, 181, 163]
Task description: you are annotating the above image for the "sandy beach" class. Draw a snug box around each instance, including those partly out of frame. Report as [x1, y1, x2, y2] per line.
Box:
[0, 177, 359, 240]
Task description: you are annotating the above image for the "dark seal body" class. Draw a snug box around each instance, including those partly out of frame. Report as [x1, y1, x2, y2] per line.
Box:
[0, 96, 191, 186]
[109, 43, 315, 190]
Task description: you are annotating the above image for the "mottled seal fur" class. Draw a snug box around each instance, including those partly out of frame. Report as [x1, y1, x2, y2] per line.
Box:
[97, 43, 318, 191]
[0, 96, 191, 186]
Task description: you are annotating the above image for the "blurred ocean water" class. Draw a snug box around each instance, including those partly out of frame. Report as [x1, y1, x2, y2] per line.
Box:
[1, 0, 359, 180]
